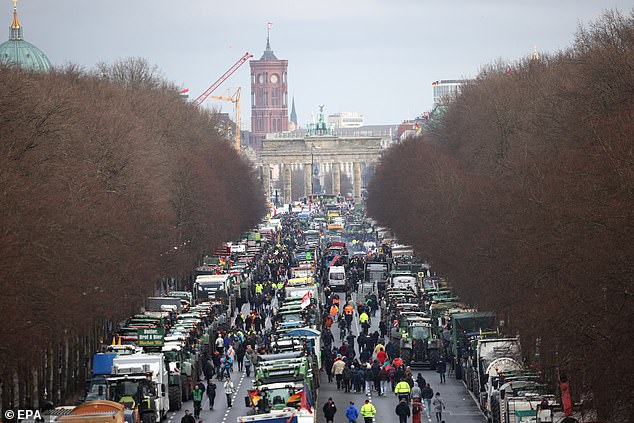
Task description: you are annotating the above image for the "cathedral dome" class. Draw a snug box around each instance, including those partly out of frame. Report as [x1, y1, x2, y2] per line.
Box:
[0, 2, 51, 72]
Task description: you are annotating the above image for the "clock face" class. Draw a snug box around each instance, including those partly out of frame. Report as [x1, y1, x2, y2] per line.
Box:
[258, 74, 264, 84]
[270, 74, 279, 84]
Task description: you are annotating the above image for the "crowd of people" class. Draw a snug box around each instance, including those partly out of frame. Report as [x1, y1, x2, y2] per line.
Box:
[181, 215, 314, 423]
[320, 286, 449, 423]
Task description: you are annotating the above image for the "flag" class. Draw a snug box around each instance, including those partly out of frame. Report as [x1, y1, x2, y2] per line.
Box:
[301, 382, 313, 412]
[560, 381, 572, 416]
[179, 88, 190, 96]
[249, 390, 261, 406]
[219, 257, 226, 266]
[287, 390, 302, 403]
[301, 291, 311, 309]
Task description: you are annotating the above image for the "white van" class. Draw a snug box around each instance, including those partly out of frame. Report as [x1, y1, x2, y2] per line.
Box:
[328, 266, 347, 292]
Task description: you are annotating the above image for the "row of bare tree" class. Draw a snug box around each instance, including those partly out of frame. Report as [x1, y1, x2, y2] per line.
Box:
[0, 58, 265, 408]
[368, 10, 634, 422]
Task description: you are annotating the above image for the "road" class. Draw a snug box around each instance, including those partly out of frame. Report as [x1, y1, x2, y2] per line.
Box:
[167, 293, 484, 423]
[314, 292, 485, 423]
[166, 301, 268, 423]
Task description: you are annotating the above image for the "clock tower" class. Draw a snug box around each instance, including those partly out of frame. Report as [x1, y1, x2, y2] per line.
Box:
[250, 30, 288, 149]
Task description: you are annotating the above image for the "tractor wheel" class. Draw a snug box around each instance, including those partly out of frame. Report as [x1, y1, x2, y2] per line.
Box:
[168, 385, 182, 411]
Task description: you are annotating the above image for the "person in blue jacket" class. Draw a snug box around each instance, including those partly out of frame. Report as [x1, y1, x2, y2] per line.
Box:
[346, 401, 360, 423]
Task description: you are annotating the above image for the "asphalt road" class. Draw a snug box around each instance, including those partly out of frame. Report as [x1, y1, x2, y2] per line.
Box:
[166, 301, 270, 423]
[315, 291, 485, 423]
[167, 291, 484, 423]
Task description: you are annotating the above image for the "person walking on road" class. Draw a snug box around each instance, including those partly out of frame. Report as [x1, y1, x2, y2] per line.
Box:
[345, 401, 360, 423]
[192, 384, 204, 418]
[332, 356, 346, 390]
[421, 383, 434, 415]
[206, 379, 216, 410]
[411, 398, 423, 423]
[224, 377, 235, 408]
[432, 392, 446, 422]
[395, 378, 412, 403]
[436, 359, 446, 384]
[181, 410, 195, 423]
[323, 397, 337, 423]
[395, 398, 411, 423]
[411, 382, 422, 401]
[360, 399, 377, 423]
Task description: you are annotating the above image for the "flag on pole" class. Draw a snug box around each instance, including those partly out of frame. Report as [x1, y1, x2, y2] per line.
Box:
[301, 291, 311, 309]
[301, 381, 313, 412]
[287, 390, 302, 403]
[179, 88, 190, 96]
[249, 390, 261, 406]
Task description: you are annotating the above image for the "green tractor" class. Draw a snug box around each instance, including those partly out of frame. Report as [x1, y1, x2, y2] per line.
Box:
[162, 343, 195, 405]
[394, 316, 439, 369]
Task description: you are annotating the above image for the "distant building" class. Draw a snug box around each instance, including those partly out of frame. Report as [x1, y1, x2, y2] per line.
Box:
[432, 79, 468, 105]
[289, 96, 298, 131]
[0, 2, 51, 72]
[249, 30, 289, 150]
[327, 112, 364, 129]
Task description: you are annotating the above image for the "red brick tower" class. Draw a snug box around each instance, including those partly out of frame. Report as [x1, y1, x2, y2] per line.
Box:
[250, 30, 288, 149]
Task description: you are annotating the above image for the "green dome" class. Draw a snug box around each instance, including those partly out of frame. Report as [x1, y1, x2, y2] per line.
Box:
[0, 5, 51, 72]
[0, 38, 51, 72]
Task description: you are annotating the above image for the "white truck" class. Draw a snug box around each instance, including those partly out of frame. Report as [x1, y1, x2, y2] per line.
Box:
[106, 353, 170, 423]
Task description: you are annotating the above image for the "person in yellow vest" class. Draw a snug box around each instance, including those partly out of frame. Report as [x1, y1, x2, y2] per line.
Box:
[359, 311, 369, 324]
[255, 283, 263, 294]
[360, 399, 377, 423]
[394, 378, 412, 403]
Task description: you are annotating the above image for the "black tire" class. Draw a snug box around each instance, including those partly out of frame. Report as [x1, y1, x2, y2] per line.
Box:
[141, 412, 157, 423]
[168, 385, 182, 411]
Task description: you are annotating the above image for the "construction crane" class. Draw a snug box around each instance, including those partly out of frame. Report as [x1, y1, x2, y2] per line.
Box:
[211, 87, 241, 150]
[193, 52, 253, 107]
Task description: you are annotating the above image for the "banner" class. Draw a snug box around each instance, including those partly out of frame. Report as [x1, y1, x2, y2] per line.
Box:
[560, 381, 573, 416]
[301, 291, 311, 309]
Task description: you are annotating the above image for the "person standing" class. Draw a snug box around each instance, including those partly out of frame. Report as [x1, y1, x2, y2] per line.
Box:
[323, 397, 337, 423]
[192, 384, 204, 418]
[236, 342, 245, 372]
[360, 399, 376, 423]
[332, 356, 346, 390]
[411, 382, 422, 402]
[411, 398, 423, 423]
[224, 377, 235, 408]
[432, 392, 446, 422]
[226, 344, 236, 371]
[394, 378, 412, 403]
[244, 353, 252, 377]
[345, 401, 360, 423]
[206, 379, 216, 410]
[181, 410, 195, 423]
[421, 383, 434, 415]
[215, 335, 224, 355]
[395, 399, 411, 423]
[436, 359, 446, 384]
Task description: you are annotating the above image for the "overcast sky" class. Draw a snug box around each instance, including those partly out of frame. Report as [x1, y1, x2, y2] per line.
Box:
[4, 0, 632, 127]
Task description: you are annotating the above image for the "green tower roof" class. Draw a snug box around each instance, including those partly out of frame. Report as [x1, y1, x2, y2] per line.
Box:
[0, 2, 51, 72]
